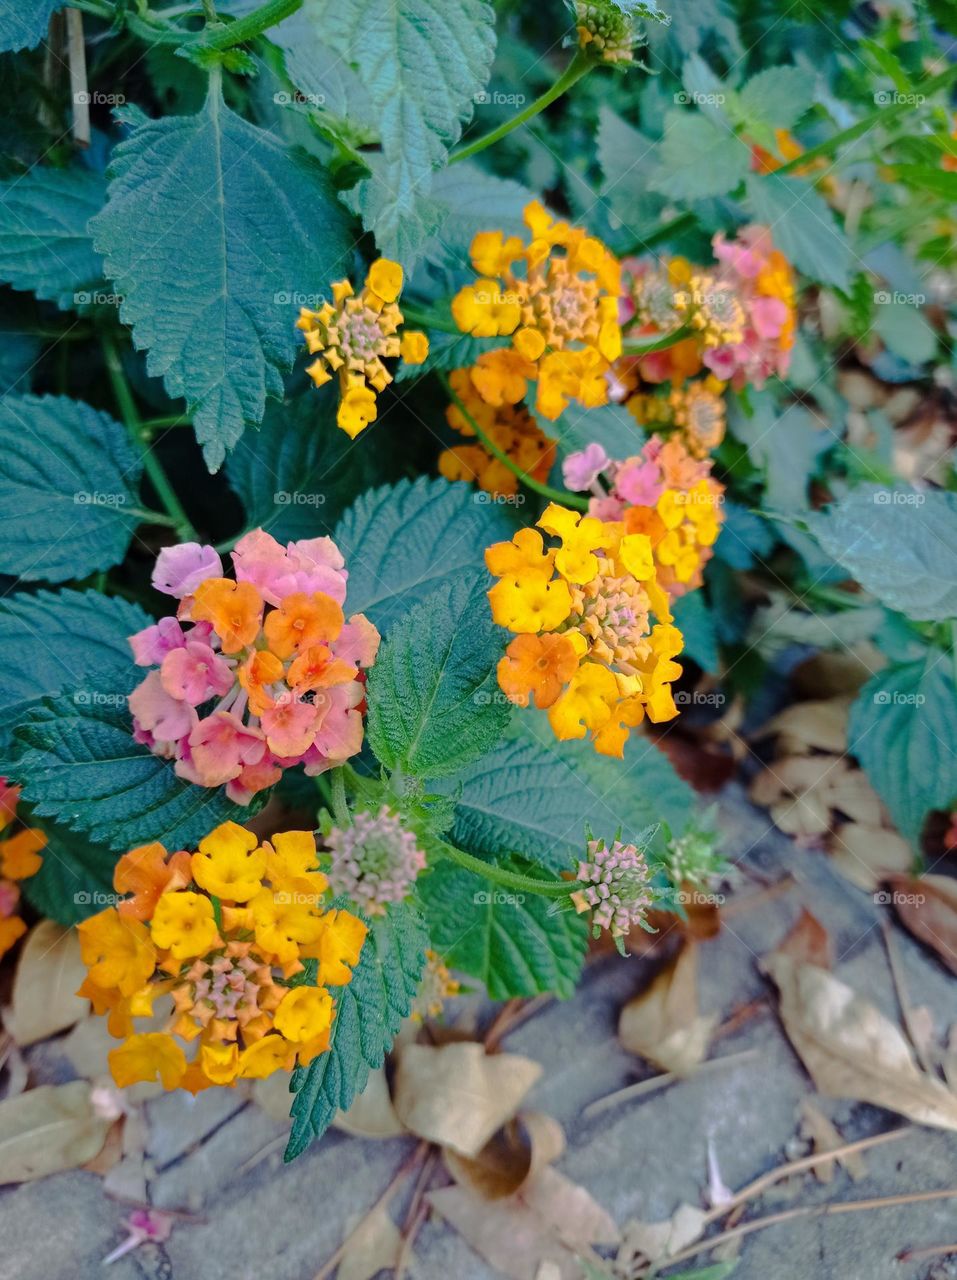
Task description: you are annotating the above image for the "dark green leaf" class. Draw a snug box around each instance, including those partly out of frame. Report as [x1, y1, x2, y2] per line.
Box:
[0, 395, 142, 582]
[0, 167, 105, 309]
[671, 591, 719, 672]
[285, 901, 428, 1159]
[651, 111, 750, 200]
[745, 173, 852, 291]
[20, 816, 118, 926]
[0, 0, 63, 53]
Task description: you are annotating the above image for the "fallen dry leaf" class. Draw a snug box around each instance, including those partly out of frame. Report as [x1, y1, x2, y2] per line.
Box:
[619, 944, 716, 1076]
[764, 699, 850, 755]
[8, 921, 89, 1046]
[523, 1166, 620, 1250]
[799, 1099, 866, 1183]
[337, 1204, 403, 1280]
[0, 1081, 112, 1183]
[828, 824, 912, 891]
[776, 908, 833, 970]
[617, 1202, 708, 1270]
[335, 1065, 406, 1139]
[394, 1042, 542, 1157]
[763, 950, 957, 1132]
[444, 1111, 565, 1200]
[884, 874, 957, 976]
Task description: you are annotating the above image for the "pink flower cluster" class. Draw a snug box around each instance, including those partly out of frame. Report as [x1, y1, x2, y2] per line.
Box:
[563, 433, 712, 521]
[127, 531, 380, 805]
[703, 226, 795, 388]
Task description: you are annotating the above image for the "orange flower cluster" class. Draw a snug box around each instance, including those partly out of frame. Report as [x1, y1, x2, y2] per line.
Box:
[77, 824, 366, 1092]
[486, 504, 682, 755]
[451, 202, 621, 421]
[439, 366, 557, 495]
[0, 779, 45, 960]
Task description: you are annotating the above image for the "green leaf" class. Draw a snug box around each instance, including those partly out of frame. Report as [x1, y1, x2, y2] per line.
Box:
[737, 66, 815, 133]
[0, 167, 105, 309]
[6, 695, 244, 852]
[809, 486, 957, 622]
[419, 861, 587, 999]
[310, 0, 496, 264]
[367, 572, 510, 780]
[334, 476, 518, 633]
[0, 588, 149, 750]
[445, 726, 694, 873]
[730, 396, 830, 513]
[0, 0, 63, 53]
[285, 901, 428, 1159]
[19, 816, 118, 927]
[225, 391, 390, 542]
[0, 395, 143, 582]
[552, 400, 643, 460]
[745, 173, 852, 291]
[393, 329, 501, 381]
[671, 591, 719, 672]
[873, 301, 937, 365]
[596, 107, 667, 226]
[651, 111, 750, 200]
[419, 163, 537, 267]
[90, 88, 354, 472]
[849, 660, 957, 846]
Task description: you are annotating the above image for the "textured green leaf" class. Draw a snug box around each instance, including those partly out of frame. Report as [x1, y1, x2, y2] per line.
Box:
[419, 163, 537, 267]
[367, 572, 510, 780]
[553, 400, 643, 460]
[90, 88, 354, 471]
[285, 902, 428, 1159]
[0, 395, 142, 582]
[310, 0, 496, 264]
[0, 588, 149, 750]
[419, 861, 586, 999]
[0, 0, 63, 53]
[849, 660, 957, 846]
[810, 486, 957, 622]
[334, 476, 518, 632]
[596, 107, 667, 227]
[671, 590, 719, 673]
[651, 111, 750, 200]
[0, 167, 105, 309]
[445, 727, 692, 873]
[225, 391, 390, 542]
[20, 816, 118, 927]
[737, 66, 815, 133]
[745, 173, 852, 291]
[6, 696, 244, 852]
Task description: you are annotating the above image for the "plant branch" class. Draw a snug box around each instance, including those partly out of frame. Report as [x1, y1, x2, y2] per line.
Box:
[621, 323, 692, 357]
[196, 0, 302, 49]
[399, 302, 462, 335]
[439, 371, 589, 511]
[435, 840, 572, 899]
[329, 766, 350, 827]
[450, 50, 593, 165]
[101, 334, 198, 541]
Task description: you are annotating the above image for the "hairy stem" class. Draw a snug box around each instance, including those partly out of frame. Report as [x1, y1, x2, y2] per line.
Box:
[198, 0, 301, 48]
[436, 840, 572, 899]
[450, 51, 593, 165]
[329, 766, 350, 828]
[439, 371, 589, 511]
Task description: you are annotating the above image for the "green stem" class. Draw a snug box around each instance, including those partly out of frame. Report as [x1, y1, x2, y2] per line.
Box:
[450, 50, 593, 165]
[101, 335, 198, 541]
[330, 766, 350, 827]
[197, 0, 301, 48]
[621, 323, 692, 357]
[436, 840, 572, 898]
[141, 414, 192, 432]
[439, 371, 589, 511]
[400, 302, 462, 335]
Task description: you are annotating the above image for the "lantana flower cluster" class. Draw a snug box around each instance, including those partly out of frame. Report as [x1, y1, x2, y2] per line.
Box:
[0, 779, 45, 960]
[571, 834, 655, 938]
[439, 365, 557, 496]
[76, 824, 367, 1092]
[563, 434, 725, 598]
[297, 258, 429, 438]
[128, 532, 379, 805]
[486, 503, 683, 755]
[451, 201, 622, 421]
[326, 806, 427, 916]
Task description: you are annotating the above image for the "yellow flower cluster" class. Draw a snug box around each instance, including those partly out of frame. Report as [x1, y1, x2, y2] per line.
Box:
[0, 781, 45, 961]
[486, 504, 683, 756]
[297, 259, 429, 438]
[77, 824, 366, 1092]
[628, 376, 727, 458]
[451, 202, 621, 421]
[439, 366, 557, 496]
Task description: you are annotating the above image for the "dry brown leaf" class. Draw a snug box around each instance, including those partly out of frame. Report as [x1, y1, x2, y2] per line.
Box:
[8, 921, 89, 1046]
[765, 699, 850, 755]
[444, 1111, 565, 1200]
[337, 1204, 403, 1280]
[393, 1042, 542, 1157]
[334, 1065, 406, 1139]
[523, 1167, 620, 1249]
[776, 908, 833, 970]
[885, 875, 957, 976]
[825, 772, 884, 826]
[617, 1203, 708, 1269]
[799, 1099, 866, 1183]
[619, 944, 716, 1076]
[0, 1081, 112, 1183]
[828, 824, 912, 891]
[763, 951, 957, 1132]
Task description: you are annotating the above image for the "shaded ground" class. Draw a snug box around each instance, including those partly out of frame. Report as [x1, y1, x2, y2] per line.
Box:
[2, 784, 956, 1280]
